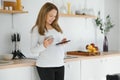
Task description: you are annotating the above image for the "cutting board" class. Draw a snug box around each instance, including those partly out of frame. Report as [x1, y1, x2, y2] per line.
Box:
[67, 51, 100, 56]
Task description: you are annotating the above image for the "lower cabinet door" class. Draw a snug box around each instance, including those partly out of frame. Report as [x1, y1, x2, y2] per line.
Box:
[104, 56, 120, 75]
[0, 66, 32, 80]
[81, 58, 105, 80]
[65, 60, 80, 80]
[31, 67, 40, 80]
[65, 62, 71, 80]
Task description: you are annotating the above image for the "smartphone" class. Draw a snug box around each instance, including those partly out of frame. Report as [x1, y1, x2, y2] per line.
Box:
[56, 40, 70, 45]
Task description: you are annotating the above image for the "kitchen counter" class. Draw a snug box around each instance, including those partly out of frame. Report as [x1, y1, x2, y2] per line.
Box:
[0, 52, 120, 69]
[65, 51, 120, 62]
[0, 59, 36, 69]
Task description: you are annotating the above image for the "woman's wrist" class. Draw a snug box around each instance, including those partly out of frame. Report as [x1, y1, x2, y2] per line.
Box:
[43, 43, 47, 48]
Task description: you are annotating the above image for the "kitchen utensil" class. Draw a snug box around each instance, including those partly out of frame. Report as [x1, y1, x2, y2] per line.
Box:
[11, 33, 26, 59]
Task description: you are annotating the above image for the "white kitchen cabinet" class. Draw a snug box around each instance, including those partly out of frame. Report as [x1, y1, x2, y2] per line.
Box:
[81, 58, 105, 80]
[0, 66, 32, 80]
[104, 56, 120, 74]
[0, 66, 40, 80]
[65, 60, 81, 80]
[81, 56, 120, 80]
[100, 56, 120, 79]
[31, 67, 40, 80]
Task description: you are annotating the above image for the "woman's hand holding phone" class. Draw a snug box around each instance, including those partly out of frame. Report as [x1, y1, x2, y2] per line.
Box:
[44, 36, 54, 48]
[62, 38, 67, 42]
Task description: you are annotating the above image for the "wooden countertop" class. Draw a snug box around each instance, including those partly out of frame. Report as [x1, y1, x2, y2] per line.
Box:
[0, 59, 36, 69]
[65, 52, 120, 62]
[0, 52, 120, 69]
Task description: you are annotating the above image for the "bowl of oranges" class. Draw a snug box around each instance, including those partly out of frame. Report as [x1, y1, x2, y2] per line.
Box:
[86, 43, 100, 56]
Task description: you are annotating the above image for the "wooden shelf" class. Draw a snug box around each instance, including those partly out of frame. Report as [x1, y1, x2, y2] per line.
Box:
[0, 9, 28, 14]
[59, 13, 97, 19]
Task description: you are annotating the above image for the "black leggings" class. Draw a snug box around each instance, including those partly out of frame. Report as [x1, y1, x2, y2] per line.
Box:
[36, 66, 64, 80]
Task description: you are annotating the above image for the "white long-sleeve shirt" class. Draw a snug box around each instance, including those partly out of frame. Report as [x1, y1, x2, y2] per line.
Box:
[31, 27, 65, 67]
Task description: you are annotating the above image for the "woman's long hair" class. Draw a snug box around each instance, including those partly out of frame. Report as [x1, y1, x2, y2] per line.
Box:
[31, 2, 63, 35]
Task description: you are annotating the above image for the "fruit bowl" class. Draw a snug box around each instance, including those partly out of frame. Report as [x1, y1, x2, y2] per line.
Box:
[85, 43, 100, 54]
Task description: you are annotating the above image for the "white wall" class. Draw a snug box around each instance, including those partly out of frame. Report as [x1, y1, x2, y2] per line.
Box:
[104, 0, 119, 51]
[119, 0, 120, 51]
[59, 0, 105, 51]
[0, 0, 119, 57]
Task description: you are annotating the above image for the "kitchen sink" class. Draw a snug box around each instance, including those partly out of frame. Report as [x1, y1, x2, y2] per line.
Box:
[0, 60, 14, 66]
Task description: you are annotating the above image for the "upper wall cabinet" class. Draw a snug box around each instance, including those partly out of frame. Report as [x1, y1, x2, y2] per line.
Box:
[59, 13, 97, 19]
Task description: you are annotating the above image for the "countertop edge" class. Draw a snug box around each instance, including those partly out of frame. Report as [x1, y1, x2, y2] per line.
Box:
[1, 52, 120, 69]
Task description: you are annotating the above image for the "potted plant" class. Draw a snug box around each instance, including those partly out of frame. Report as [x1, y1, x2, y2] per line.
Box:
[95, 11, 114, 52]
